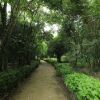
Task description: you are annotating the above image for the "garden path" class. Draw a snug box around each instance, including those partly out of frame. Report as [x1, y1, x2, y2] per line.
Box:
[9, 61, 70, 100]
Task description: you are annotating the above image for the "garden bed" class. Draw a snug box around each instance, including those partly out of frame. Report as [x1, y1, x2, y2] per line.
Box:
[47, 59, 100, 100]
[0, 60, 39, 99]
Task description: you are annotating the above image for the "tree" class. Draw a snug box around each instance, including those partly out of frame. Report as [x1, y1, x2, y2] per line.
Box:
[48, 36, 68, 62]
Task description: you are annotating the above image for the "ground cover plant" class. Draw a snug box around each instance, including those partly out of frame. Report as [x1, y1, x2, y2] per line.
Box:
[47, 59, 100, 100]
[0, 61, 39, 97]
[65, 73, 100, 100]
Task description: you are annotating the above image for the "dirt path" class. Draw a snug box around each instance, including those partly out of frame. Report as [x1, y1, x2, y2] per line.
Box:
[9, 61, 70, 100]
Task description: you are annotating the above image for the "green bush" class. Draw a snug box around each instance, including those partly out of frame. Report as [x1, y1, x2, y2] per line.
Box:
[47, 59, 100, 99]
[45, 58, 57, 66]
[0, 61, 39, 97]
[64, 73, 100, 100]
[55, 63, 73, 76]
[48, 60, 100, 100]
[76, 59, 88, 68]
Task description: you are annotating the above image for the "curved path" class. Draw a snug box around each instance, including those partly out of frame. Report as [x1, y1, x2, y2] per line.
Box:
[9, 61, 70, 100]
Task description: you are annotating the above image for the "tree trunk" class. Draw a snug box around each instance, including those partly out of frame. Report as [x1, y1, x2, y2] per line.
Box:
[57, 55, 61, 63]
[0, 47, 8, 71]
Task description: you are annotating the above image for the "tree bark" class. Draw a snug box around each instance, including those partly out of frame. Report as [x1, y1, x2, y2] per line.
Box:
[57, 55, 61, 63]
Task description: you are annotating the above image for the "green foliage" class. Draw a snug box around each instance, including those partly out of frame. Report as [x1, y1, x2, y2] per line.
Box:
[0, 2, 100, 100]
[41, 0, 62, 10]
[45, 58, 57, 66]
[48, 36, 68, 62]
[0, 61, 39, 97]
[65, 73, 100, 100]
[55, 63, 73, 76]
[76, 60, 88, 68]
[47, 59, 100, 100]
[36, 41, 48, 58]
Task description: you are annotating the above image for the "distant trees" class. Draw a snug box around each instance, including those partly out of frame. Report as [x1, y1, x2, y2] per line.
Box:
[48, 36, 68, 62]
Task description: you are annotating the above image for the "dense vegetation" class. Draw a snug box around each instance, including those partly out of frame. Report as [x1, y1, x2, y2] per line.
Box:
[0, 60, 39, 97]
[47, 0, 100, 71]
[0, 0, 100, 99]
[0, 0, 50, 71]
[0, 0, 99, 71]
[47, 59, 100, 100]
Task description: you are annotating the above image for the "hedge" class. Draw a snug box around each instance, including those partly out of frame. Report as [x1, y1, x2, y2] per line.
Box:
[55, 63, 73, 76]
[47, 59, 100, 100]
[0, 60, 39, 97]
[45, 58, 57, 66]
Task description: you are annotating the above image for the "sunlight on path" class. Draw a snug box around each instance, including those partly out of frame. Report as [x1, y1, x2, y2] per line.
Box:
[9, 61, 69, 100]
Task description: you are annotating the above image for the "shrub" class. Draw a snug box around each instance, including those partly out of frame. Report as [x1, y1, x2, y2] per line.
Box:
[55, 63, 73, 76]
[47, 59, 100, 99]
[64, 73, 100, 100]
[45, 58, 57, 66]
[77, 59, 88, 68]
[0, 61, 39, 97]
